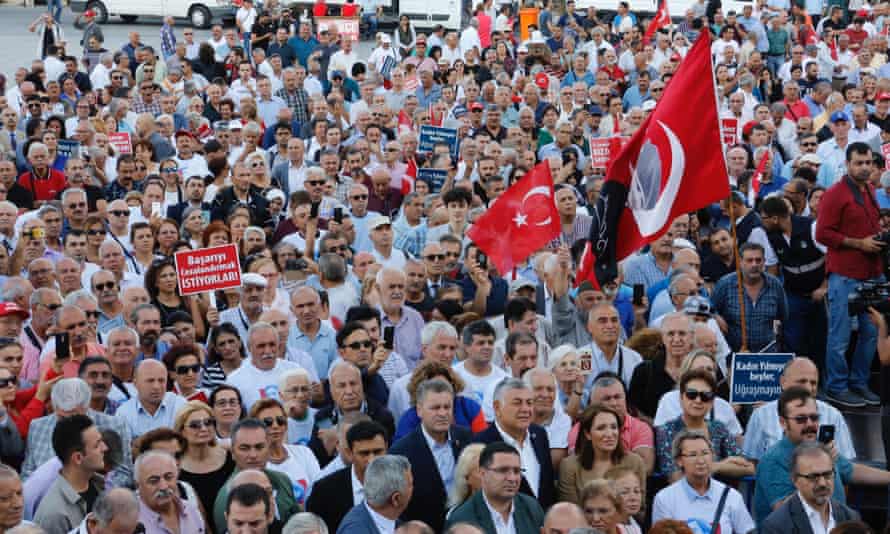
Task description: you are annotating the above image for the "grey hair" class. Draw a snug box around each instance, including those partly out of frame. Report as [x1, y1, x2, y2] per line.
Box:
[420, 321, 458, 346]
[93, 489, 139, 528]
[522, 367, 557, 389]
[61, 187, 87, 206]
[318, 253, 347, 283]
[590, 373, 624, 399]
[547, 344, 578, 372]
[671, 429, 711, 460]
[27, 142, 48, 158]
[51, 377, 91, 411]
[242, 121, 261, 136]
[29, 287, 60, 307]
[305, 166, 324, 181]
[416, 378, 454, 406]
[107, 325, 139, 344]
[667, 273, 694, 297]
[790, 441, 833, 478]
[363, 455, 412, 507]
[129, 303, 158, 325]
[283, 512, 329, 534]
[0, 200, 16, 213]
[493, 377, 530, 404]
[247, 321, 277, 345]
[277, 367, 312, 391]
[134, 450, 177, 480]
[37, 204, 61, 219]
[6, 525, 46, 534]
[64, 289, 97, 307]
[0, 277, 29, 302]
[375, 266, 406, 287]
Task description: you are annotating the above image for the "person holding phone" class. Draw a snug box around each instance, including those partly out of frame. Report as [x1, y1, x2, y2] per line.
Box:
[377, 267, 425, 368]
[40, 305, 105, 378]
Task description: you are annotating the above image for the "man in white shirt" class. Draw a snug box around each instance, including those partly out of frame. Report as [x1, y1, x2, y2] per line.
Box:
[579, 303, 643, 392]
[328, 37, 359, 80]
[453, 320, 508, 408]
[368, 216, 407, 270]
[227, 321, 307, 410]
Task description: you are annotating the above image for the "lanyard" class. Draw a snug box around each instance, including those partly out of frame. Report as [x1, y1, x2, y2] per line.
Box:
[593, 343, 624, 379]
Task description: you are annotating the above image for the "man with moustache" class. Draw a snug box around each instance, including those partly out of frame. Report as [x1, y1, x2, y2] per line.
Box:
[219, 273, 268, 342]
[78, 356, 118, 415]
[760, 442, 859, 534]
[227, 322, 307, 410]
[754, 387, 890, 523]
[130, 304, 168, 362]
[134, 451, 205, 534]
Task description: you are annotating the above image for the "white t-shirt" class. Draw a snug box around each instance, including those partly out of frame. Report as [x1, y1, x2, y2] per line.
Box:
[236, 6, 257, 33]
[227, 358, 308, 410]
[265, 443, 321, 506]
[371, 247, 407, 270]
[453, 360, 508, 417]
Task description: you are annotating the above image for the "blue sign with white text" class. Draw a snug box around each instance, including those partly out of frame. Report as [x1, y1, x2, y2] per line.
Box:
[417, 168, 448, 193]
[729, 353, 794, 404]
[419, 125, 459, 159]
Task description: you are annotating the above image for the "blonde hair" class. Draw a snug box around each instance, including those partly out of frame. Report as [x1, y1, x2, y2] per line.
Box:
[173, 400, 216, 448]
[448, 443, 485, 508]
[580, 479, 624, 514]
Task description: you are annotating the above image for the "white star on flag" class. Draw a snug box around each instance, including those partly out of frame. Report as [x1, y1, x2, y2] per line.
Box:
[513, 212, 528, 227]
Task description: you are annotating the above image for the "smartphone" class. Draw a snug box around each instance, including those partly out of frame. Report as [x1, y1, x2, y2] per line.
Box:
[334, 207, 343, 223]
[477, 252, 488, 269]
[818, 425, 835, 444]
[151, 202, 162, 218]
[579, 351, 592, 373]
[310, 201, 320, 219]
[283, 258, 309, 283]
[55, 332, 70, 361]
[383, 326, 395, 350]
[633, 284, 644, 306]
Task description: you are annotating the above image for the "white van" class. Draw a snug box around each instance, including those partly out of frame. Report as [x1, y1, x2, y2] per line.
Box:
[69, 0, 234, 28]
[575, 0, 754, 19]
[292, 0, 463, 29]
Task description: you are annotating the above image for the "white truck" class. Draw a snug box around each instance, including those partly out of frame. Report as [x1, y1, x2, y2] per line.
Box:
[69, 0, 235, 28]
[575, 0, 754, 18]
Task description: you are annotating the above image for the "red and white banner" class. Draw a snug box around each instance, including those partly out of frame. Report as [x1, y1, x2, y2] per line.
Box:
[174, 244, 242, 296]
[108, 132, 132, 155]
[721, 118, 738, 146]
[882, 143, 890, 170]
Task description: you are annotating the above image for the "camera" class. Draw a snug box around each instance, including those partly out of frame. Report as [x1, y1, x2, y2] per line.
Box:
[848, 281, 890, 316]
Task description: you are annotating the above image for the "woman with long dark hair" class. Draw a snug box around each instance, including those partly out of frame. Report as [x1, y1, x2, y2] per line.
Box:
[202, 323, 245, 388]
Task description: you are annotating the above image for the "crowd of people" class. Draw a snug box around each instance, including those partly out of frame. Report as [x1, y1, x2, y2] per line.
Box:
[3, 0, 890, 533]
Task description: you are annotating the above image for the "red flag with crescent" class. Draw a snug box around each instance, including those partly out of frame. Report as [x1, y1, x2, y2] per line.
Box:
[586, 30, 730, 286]
[644, 0, 671, 43]
[466, 161, 561, 275]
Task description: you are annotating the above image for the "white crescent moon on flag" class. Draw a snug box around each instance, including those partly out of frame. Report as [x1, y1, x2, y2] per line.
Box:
[630, 121, 686, 237]
[519, 185, 554, 226]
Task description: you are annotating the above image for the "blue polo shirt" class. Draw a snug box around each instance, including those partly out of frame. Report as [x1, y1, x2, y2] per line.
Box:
[753, 436, 852, 523]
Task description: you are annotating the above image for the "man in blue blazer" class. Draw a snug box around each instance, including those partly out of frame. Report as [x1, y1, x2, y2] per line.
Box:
[336, 455, 413, 534]
[389, 378, 472, 533]
[472, 377, 556, 510]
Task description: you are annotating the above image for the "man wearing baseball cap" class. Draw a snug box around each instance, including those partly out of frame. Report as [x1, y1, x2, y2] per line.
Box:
[816, 111, 852, 184]
[74, 8, 103, 54]
[218, 272, 269, 342]
[0, 302, 29, 339]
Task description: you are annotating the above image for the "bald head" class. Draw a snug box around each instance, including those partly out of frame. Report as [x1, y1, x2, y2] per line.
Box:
[780, 357, 819, 396]
[543, 502, 588, 533]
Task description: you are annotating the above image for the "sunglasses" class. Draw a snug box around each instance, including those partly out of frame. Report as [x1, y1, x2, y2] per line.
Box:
[262, 415, 287, 427]
[351, 194, 368, 200]
[0, 376, 17, 388]
[305, 180, 325, 186]
[345, 340, 373, 350]
[176, 363, 201, 375]
[66, 201, 87, 209]
[186, 418, 216, 430]
[85, 310, 101, 319]
[787, 414, 820, 424]
[109, 210, 129, 217]
[683, 389, 715, 402]
[94, 281, 116, 291]
[162, 167, 179, 173]
[39, 303, 62, 312]
[425, 254, 446, 261]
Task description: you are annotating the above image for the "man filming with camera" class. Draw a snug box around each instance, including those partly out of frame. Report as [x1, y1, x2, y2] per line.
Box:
[815, 142, 885, 408]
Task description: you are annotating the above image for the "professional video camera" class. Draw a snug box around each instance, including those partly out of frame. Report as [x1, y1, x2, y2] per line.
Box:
[848, 281, 890, 316]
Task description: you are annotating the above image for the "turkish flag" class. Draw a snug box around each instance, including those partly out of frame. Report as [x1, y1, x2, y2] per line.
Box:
[750, 150, 770, 194]
[466, 161, 561, 275]
[586, 30, 730, 286]
[643, 0, 671, 44]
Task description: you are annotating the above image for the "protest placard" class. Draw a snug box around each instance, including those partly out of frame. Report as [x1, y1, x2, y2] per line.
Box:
[589, 138, 612, 169]
[108, 132, 132, 155]
[57, 139, 81, 159]
[174, 244, 242, 296]
[417, 168, 448, 193]
[419, 125, 459, 159]
[729, 353, 794, 404]
[721, 118, 738, 145]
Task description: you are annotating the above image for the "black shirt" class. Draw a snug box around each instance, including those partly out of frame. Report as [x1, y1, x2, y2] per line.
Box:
[80, 482, 100, 514]
[7, 183, 34, 210]
[701, 253, 735, 285]
[628, 352, 676, 418]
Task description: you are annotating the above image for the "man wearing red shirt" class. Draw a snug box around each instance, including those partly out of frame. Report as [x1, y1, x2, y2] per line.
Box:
[17, 142, 67, 204]
[844, 16, 869, 53]
[815, 142, 884, 409]
[782, 80, 810, 121]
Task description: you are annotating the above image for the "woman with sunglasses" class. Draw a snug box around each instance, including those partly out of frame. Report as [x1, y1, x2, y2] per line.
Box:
[163, 344, 208, 402]
[559, 404, 646, 506]
[175, 399, 236, 529]
[84, 215, 107, 264]
[159, 159, 184, 207]
[245, 153, 273, 191]
[0, 361, 57, 440]
[202, 323, 246, 389]
[654, 368, 753, 481]
[249, 398, 320, 507]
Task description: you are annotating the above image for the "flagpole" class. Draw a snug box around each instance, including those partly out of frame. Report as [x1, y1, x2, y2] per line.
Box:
[728, 196, 748, 353]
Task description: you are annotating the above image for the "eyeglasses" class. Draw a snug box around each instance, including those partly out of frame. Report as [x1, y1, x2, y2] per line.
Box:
[305, 180, 325, 186]
[94, 281, 117, 291]
[797, 469, 834, 482]
[66, 202, 87, 209]
[0, 374, 16, 388]
[262, 415, 287, 427]
[87, 229, 106, 236]
[351, 194, 368, 200]
[283, 386, 311, 395]
[109, 210, 129, 217]
[162, 167, 179, 173]
[800, 142, 818, 147]
[39, 302, 61, 312]
[176, 363, 202, 375]
[424, 254, 446, 261]
[186, 418, 216, 430]
[345, 340, 373, 350]
[84, 310, 101, 319]
[327, 245, 348, 252]
[786, 414, 820, 424]
[683, 389, 715, 402]
[214, 398, 241, 407]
